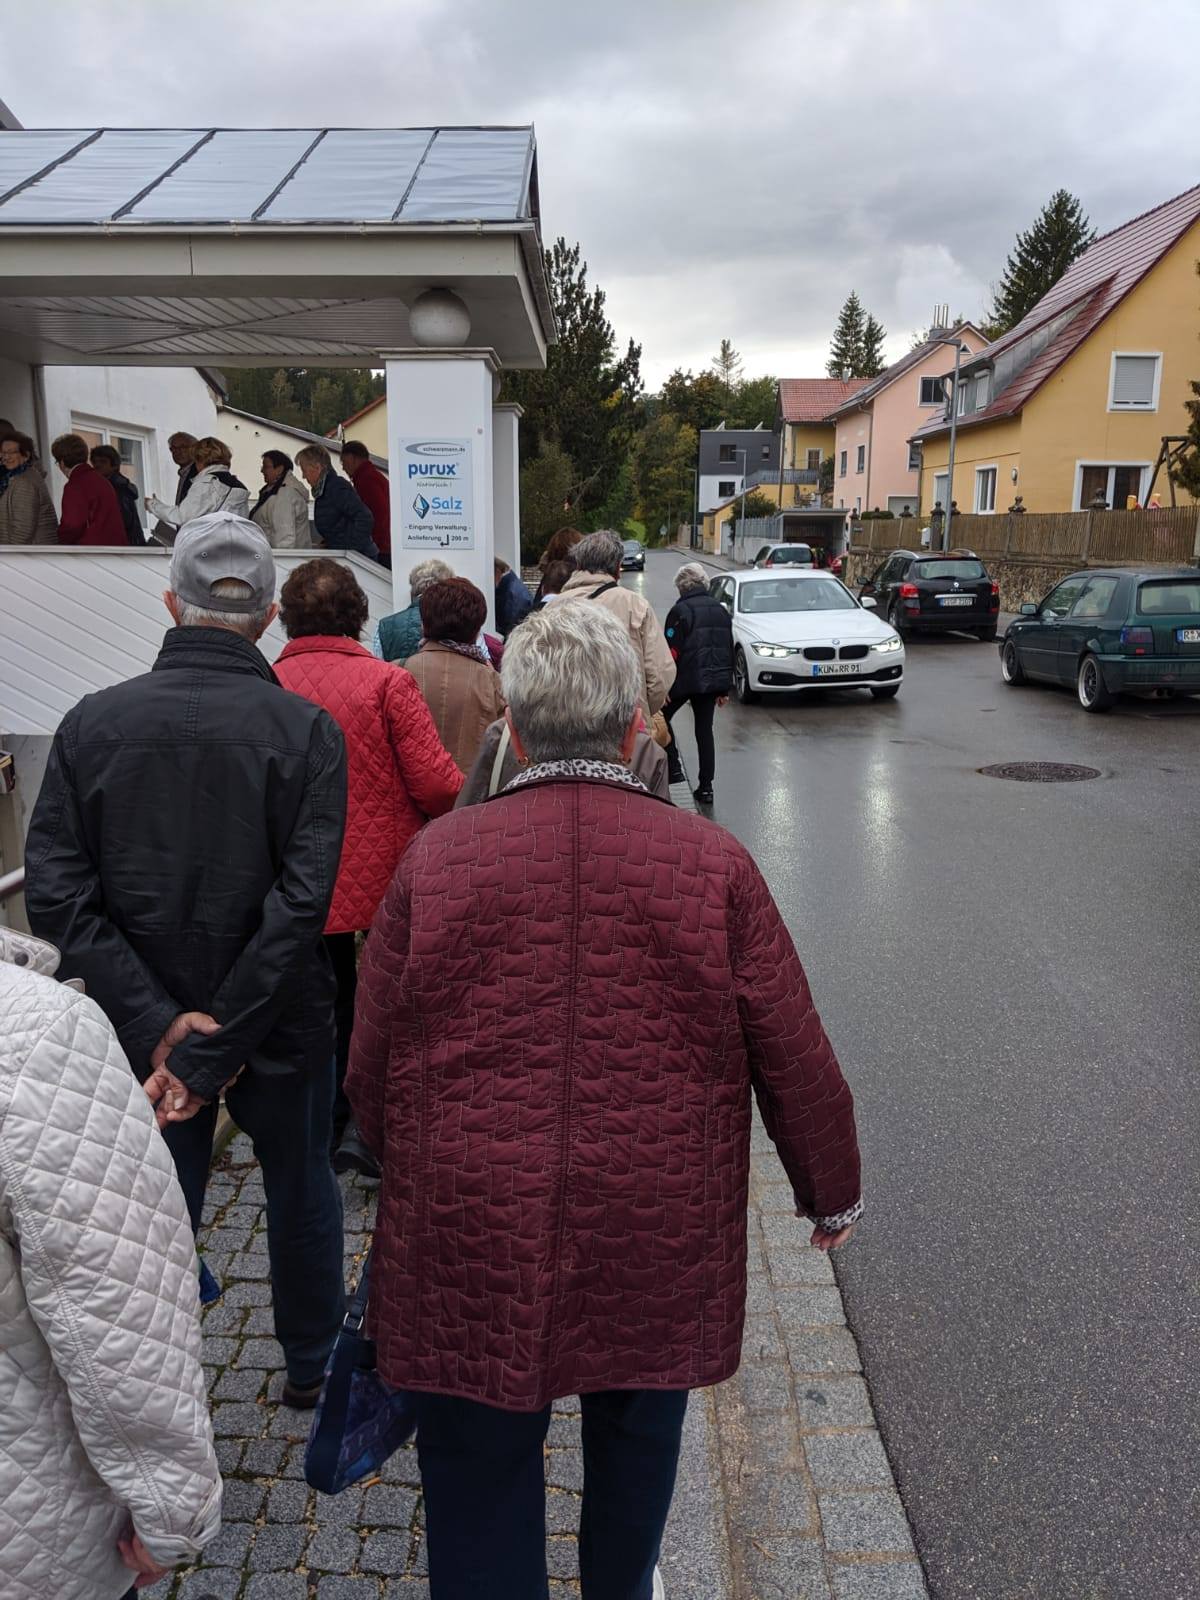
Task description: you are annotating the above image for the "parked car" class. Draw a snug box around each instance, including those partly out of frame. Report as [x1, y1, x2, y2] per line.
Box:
[858, 550, 1000, 640]
[752, 542, 815, 569]
[710, 569, 905, 703]
[621, 537, 646, 571]
[1000, 567, 1200, 712]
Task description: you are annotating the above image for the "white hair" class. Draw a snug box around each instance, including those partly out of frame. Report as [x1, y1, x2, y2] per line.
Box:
[409, 558, 455, 601]
[675, 562, 709, 594]
[573, 528, 624, 579]
[176, 577, 271, 640]
[501, 602, 641, 765]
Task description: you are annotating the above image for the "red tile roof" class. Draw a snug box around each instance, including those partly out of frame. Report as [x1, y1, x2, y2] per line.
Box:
[778, 378, 867, 423]
[918, 182, 1200, 438]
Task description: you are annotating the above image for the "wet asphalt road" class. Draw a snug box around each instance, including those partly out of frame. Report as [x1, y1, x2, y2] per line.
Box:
[629, 550, 1200, 1600]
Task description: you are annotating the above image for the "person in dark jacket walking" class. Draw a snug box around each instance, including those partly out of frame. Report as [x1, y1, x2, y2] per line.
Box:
[51, 433, 129, 546]
[90, 443, 147, 546]
[295, 444, 378, 562]
[24, 511, 349, 1409]
[663, 562, 733, 805]
[347, 601, 861, 1600]
[341, 439, 391, 566]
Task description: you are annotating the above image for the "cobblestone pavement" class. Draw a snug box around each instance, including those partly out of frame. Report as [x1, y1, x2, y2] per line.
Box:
[149, 1098, 925, 1599]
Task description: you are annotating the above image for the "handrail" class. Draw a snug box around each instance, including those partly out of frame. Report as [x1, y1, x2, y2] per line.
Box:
[0, 867, 26, 902]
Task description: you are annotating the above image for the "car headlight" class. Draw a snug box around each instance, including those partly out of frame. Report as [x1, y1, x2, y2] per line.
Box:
[871, 634, 903, 653]
[752, 643, 801, 658]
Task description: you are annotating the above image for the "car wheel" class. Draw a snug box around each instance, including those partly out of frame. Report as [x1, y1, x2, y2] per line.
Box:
[887, 601, 910, 638]
[1077, 654, 1114, 713]
[733, 648, 758, 705]
[870, 685, 900, 700]
[975, 626, 998, 642]
[1000, 639, 1026, 685]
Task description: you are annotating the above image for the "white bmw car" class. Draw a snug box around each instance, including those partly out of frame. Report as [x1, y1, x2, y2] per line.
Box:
[709, 569, 906, 702]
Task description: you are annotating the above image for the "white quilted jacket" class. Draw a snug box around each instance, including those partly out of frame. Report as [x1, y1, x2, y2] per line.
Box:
[0, 931, 221, 1600]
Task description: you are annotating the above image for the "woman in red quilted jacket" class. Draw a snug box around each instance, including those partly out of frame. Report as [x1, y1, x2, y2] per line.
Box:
[347, 603, 862, 1600]
[274, 559, 463, 1176]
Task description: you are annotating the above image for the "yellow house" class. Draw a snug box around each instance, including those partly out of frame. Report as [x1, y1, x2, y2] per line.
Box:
[775, 378, 867, 483]
[914, 183, 1200, 515]
[331, 393, 389, 459]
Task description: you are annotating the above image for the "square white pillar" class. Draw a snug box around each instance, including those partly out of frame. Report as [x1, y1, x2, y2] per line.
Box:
[491, 402, 523, 575]
[382, 349, 499, 630]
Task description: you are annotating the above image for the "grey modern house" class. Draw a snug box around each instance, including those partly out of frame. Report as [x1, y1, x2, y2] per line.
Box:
[697, 424, 780, 513]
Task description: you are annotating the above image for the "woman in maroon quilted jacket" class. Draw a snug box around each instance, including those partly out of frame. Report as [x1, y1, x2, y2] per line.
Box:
[274, 559, 463, 1176]
[347, 602, 861, 1600]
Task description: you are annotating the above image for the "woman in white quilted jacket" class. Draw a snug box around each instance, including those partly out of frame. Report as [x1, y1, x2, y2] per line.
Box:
[0, 926, 222, 1599]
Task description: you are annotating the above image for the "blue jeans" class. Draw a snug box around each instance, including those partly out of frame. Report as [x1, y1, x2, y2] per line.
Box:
[164, 1059, 345, 1387]
[415, 1389, 688, 1600]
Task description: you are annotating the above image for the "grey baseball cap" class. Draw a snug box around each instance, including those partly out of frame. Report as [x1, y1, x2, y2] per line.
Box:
[170, 512, 275, 614]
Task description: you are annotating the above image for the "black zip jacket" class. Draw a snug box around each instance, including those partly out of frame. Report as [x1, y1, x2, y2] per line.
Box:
[664, 590, 735, 699]
[24, 627, 347, 1101]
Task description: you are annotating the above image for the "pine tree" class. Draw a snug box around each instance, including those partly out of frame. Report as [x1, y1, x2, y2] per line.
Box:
[985, 190, 1095, 337]
[827, 294, 888, 379]
[711, 338, 744, 402]
[861, 315, 887, 379]
[827, 293, 865, 379]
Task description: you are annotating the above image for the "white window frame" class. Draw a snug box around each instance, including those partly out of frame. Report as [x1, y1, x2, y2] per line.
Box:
[1072, 459, 1152, 511]
[839, 450, 847, 477]
[932, 471, 949, 511]
[71, 415, 158, 526]
[1107, 351, 1162, 412]
[973, 464, 998, 514]
[955, 383, 968, 417]
[974, 372, 991, 411]
[918, 375, 945, 407]
[806, 447, 822, 472]
[907, 440, 922, 470]
[856, 444, 866, 474]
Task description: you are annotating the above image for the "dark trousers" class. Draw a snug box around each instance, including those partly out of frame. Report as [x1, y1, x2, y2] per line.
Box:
[163, 1058, 345, 1387]
[665, 692, 718, 788]
[415, 1388, 688, 1600]
[324, 930, 359, 1141]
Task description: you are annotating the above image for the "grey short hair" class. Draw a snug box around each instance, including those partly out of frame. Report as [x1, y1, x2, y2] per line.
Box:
[573, 528, 624, 579]
[675, 562, 708, 594]
[502, 602, 641, 765]
[409, 558, 454, 601]
[177, 577, 272, 640]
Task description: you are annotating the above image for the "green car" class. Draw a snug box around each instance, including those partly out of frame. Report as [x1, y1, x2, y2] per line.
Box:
[1000, 567, 1200, 712]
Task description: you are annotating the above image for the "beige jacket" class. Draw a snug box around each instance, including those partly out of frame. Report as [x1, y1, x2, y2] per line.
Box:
[558, 569, 676, 714]
[404, 641, 506, 776]
[251, 471, 312, 549]
[0, 464, 57, 545]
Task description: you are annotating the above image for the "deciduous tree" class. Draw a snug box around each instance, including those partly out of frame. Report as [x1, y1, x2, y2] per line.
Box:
[631, 414, 697, 540]
[519, 440, 576, 563]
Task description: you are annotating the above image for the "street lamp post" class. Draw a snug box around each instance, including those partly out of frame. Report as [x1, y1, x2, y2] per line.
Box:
[736, 447, 748, 558]
[927, 336, 969, 552]
[689, 466, 700, 549]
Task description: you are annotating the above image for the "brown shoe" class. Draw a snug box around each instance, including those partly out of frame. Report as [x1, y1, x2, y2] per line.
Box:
[280, 1378, 324, 1410]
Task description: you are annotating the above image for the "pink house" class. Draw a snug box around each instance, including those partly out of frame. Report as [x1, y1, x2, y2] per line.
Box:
[827, 323, 987, 517]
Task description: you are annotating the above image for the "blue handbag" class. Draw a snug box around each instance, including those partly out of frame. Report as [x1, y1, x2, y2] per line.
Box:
[304, 1249, 417, 1493]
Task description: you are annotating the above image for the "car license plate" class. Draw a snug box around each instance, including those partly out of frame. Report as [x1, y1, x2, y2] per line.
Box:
[1177, 627, 1200, 643]
[812, 662, 858, 677]
[937, 595, 974, 606]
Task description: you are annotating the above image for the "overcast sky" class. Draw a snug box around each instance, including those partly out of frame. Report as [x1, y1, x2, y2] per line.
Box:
[6, 0, 1198, 388]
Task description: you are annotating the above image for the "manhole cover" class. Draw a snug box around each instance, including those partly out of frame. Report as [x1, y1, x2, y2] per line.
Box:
[979, 762, 1101, 783]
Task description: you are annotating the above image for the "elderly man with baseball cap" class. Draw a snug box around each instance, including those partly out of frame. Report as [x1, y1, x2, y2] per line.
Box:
[26, 512, 349, 1408]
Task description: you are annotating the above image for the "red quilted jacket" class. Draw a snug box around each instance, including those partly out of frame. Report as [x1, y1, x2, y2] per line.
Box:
[273, 637, 462, 933]
[347, 770, 861, 1411]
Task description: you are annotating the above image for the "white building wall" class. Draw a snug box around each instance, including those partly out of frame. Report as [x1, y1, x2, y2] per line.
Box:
[0, 355, 36, 434]
[40, 366, 218, 512]
[215, 406, 350, 499]
[699, 472, 743, 514]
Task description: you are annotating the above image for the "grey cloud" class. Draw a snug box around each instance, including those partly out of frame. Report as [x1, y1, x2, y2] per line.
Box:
[9, 0, 1200, 385]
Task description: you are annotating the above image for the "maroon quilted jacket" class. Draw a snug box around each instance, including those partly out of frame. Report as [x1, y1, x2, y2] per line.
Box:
[273, 636, 462, 933]
[347, 768, 861, 1410]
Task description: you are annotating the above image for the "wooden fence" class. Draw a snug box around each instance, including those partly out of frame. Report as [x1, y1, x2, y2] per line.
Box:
[854, 507, 1200, 567]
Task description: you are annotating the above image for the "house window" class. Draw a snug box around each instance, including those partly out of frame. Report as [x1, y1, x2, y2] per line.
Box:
[839, 450, 847, 477]
[919, 376, 945, 406]
[718, 443, 736, 463]
[856, 445, 866, 473]
[956, 383, 967, 417]
[718, 480, 735, 497]
[1108, 353, 1161, 411]
[932, 472, 949, 511]
[907, 441, 922, 470]
[806, 448, 822, 471]
[761, 445, 770, 458]
[1077, 463, 1148, 510]
[974, 372, 991, 411]
[974, 466, 997, 513]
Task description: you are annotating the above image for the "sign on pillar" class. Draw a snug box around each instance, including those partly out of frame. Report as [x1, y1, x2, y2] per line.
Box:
[382, 351, 498, 631]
